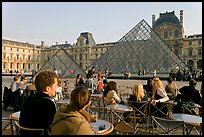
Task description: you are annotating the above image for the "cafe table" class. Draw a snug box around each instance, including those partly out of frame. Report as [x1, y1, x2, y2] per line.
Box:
[171, 113, 202, 135]
[90, 119, 114, 135]
[9, 111, 21, 135]
[106, 104, 137, 134]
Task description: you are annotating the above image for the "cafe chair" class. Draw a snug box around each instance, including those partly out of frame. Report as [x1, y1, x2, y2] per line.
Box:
[151, 116, 185, 135]
[113, 110, 138, 135]
[184, 121, 202, 135]
[2, 117, 12, 135]
[150, 101, 169, 118]
[13, 121, 45, 135]
[127, 101, 149, 134]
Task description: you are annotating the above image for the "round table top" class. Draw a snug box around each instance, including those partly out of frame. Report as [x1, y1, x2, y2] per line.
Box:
[107, 104, 133, 112]
[90, 119, 114, 135]
[183, 102, 202, 108]
[10, 111, 20, 121]
[172, 113, 202, 125]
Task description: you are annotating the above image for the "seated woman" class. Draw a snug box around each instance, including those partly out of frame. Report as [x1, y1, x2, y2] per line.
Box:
[151, 77, 169, 118]
[49, 86, 96, 135]
[103, 81, 122, 105]
[129, 83, 149, 102]
[125, 84, 149, 122]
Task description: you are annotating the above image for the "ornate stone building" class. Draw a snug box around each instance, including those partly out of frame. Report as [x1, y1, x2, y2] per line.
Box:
[2, 32, 113, 73]
[2, 39, 42, 73]
[2, 10, 202, 73]
[152, 10, 202, 71]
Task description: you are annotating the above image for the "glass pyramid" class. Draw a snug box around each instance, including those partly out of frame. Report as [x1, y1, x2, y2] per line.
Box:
[35, 48, 86, 78]
[89, 19, 188, 75]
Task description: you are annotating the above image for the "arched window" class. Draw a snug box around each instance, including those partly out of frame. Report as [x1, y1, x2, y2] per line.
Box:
[37, 64, 40, 69]
[188, 47, 193, 56]
[23, 63, 25, 69]
[197, 60, 202, 69]
[174, 30, 179, 38]
[80, 54, 82, 60]
[10, 63, 13, 69]
[164, 31, 168, 39]
[187, 60, 194, 71]
[28, 63, 31, 69]
[3, 62, 6, 69]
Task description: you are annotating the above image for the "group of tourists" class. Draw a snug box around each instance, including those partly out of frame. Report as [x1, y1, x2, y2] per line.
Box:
[3, 68, 202, 135]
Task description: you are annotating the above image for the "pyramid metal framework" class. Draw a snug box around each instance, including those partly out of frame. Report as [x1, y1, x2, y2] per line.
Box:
[89, 19, 188, 74]
[35, 47, 86, 78]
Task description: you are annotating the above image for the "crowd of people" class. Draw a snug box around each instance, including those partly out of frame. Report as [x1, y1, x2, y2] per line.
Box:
[3, 68, 202, 135]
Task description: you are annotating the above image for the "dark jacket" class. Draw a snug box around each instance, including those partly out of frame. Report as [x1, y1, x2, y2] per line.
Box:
[19, 92, 56, 135]
[179, 86, 201, 105]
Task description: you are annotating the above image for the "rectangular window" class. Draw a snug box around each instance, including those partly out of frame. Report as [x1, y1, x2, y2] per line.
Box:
[188, 48, 193, 56]
[198, 48, 202, 55]
[198, 40, 201, 45]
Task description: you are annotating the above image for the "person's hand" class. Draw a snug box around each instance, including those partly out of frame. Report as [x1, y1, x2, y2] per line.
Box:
[151, 99, 156, 106]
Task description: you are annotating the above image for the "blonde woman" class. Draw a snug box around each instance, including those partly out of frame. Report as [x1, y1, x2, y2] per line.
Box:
[151, 77, 169, 117]
[152, 77, 169, 103]
[128, 84, 148, 102]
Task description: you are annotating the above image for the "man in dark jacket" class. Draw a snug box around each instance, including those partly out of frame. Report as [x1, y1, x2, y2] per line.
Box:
[178, 79, 201, 105]
[19, 70, 58, 135]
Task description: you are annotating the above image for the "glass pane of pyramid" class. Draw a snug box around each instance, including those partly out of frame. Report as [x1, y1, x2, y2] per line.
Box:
[89, 19, 189, 75]
[35, 48, 86, 78]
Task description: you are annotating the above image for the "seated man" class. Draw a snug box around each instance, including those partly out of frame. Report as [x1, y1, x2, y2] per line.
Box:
[177, 79, 201, 105]
[173, 79, 201, 115]
[19, 70, 58, 135]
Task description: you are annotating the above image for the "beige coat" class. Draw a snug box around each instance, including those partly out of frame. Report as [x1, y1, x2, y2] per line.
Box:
[49, 104, 96, 135]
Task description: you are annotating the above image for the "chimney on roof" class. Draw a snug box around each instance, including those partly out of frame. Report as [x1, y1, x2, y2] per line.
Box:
[65, 41, 68, 44]
[152, 15, 155, 27]
[41, 41, 45, 46]
[180, 10, 183, 27]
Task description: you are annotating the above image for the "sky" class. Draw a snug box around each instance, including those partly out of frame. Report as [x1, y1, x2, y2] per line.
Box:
[2, 2, 202, 46]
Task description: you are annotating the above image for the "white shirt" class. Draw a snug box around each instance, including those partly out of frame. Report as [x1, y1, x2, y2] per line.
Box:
[105, 90, 121, 105]
[155, 88, 169, 102]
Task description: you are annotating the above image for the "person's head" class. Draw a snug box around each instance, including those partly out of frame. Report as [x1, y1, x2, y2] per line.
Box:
[20, 76, 27, 83]
[98, 76, 103, 81]
[152, 77, 165, 94]
[167, 77, 173, 84]
[103, 81, 118, 97]
[76, 74, 81, 79]
[189, 79, 197, 87]
[106, 81, 118, 92]
[70, 86, 91, 111]
[92, 67, 95, 71]
[79, 76, 85, 81]
[132, 84, 145, 102]
[35, 70, 58, 97]
[14, 75, 21, 82]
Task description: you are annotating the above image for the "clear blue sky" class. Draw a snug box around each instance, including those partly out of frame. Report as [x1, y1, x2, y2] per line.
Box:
[2, 2, 202, 46]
